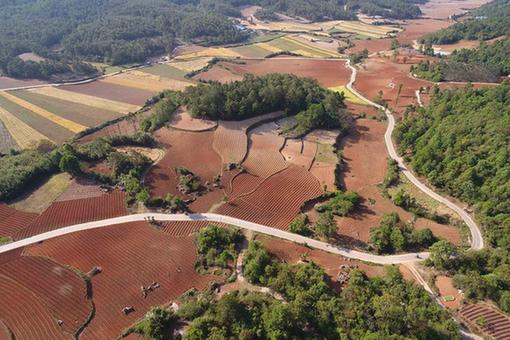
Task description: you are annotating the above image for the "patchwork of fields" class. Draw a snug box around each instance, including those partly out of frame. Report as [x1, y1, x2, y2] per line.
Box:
[0, 64, 198, 153]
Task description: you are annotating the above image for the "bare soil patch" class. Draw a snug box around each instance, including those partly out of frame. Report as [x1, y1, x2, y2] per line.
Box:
[169, 106, 217, 131]
[0, 77, 46, 90]
[0, 204, 38, 238]
[435, 275, 463, 309]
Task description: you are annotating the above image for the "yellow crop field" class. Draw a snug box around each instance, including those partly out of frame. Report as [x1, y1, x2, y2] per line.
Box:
[0, 91, 87, 133]
[0, 106, 50, 147]
[256, 42, 283, 53]
[102, 73, 194, 92]
[328, 21, 399, 38]
[329, 85, 366, 104]
[168, 57, 213, 72]
[281, 36, 339, 57]
[176, 47, 241, 59]
[29, 87, 140, 114]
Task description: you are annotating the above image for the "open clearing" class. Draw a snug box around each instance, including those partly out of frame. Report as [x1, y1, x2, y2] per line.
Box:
[435, 275, 462, 309]
[101, 71, 193, 92]
[169, 106, 217, 132]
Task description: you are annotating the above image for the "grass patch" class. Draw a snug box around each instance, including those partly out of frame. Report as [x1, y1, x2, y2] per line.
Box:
[142, 64, 188, 79]
[232, 44, 271, 58]
[0, 236, 12, 245]
[315, 143, 337, 163]
[10, 172, 72, 213]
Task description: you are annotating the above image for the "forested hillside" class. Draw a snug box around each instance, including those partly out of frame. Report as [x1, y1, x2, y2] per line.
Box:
[396, 83, 510, 248]
[423, 0, 510, 44]
[0, 0, 425, 80]
[411, 36, 510, 82]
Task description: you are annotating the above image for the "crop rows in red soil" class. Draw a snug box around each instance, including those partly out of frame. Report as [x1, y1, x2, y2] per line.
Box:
[256, 235, 384, 283]
[206, 59, 351, 87]
[397, 19, 452, 44]
[0, 203, 38, 237]
[55, 178, 104, 202]
[242, 123, 288, 178]
[281, 139, 317, 169]
[14, 191, 127, 240]
[459, 303, 510, 339]
[60, 81, 156, 106]
[355, 57, 431, 115]
[213, 111, 284, 165]
[25, 221, 219, 340]
[160, 221, 230, 237]
[217, 164, 323, 229]
[145, 129, 224, 212]
[0, 256, 91, 336]
[0, 274, 70, 340]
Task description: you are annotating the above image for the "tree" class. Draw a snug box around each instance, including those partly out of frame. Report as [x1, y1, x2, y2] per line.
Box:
[315, 211, 336, 239]
[428, 240, 456, 269]
[59, 153, 80, 176]
[138, 307, 177, 340]
[289, 215, 312, 236]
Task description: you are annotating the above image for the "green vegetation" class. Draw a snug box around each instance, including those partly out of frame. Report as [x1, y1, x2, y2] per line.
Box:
[140, 91, 181, 133]
[184, 74, 351, 136]
[289, 215, 313, 237]
[411, 37, 510, 82]
[349, 48, 369, 64]
[382, 158, 400, 188]
[179, 240, 458, 339]
[315, 191, 360, 216]
[177, 168, 202, 194]
[370, 213, 437, 254]
[396, 84, 510, 248]
[195, 225, 242, 273]
[346, 0, 426, 20]
[423, 0, 510, 44]
[131, 307, 178, 340]
[0, 237, 12, 245]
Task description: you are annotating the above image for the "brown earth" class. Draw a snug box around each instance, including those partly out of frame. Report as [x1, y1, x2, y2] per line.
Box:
[435, 275, 463, 309]
[169, 106, 217, 132]
[0, 77, 46, 90]
[0, 204, 38, 238]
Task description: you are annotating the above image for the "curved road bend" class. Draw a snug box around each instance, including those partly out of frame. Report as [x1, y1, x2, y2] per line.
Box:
[345, 60, 484, 251]
[0, 213, 429, 264]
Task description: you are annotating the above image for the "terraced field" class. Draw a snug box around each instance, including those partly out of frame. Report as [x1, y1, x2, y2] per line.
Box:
[459, 303, 510, 339]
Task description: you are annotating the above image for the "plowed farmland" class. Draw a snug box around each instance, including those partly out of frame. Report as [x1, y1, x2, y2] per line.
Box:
[169, 106, 217, 131]
[0, 256, 92, 336]
[355, 57, 431, 115]
[305, 129, 340, 191]
[281, 138, 317, 169]
[61, 82, 155, 106]
[24, 221, 219, 339]
[0, 204, 38, 238]
[55, 178, 104, 202]
[459, 303, 510, 339]
[0, 118, 18, 153]
[217, 164, 323, 229]
[14, 191, 127, 240]
[101, 72, 193, 92]
[200, 59, 351, 87]
[0, 274, 69, 340]
[213, 111, 284, 165]
[145, 129, 224, 211]
[242, 123, 288, 179]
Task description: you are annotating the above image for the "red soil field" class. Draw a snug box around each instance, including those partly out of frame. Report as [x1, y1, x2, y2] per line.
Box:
[84, 160, 112, 177]
[194, 66, 243, 83]
[305, 129, 341, 192]
[256, 234, 384, 280]
[145, 128, 224, 211]
[25, 221, 219, 339]
[242, 122, 288, 179]
[61, 81, 156, 106]
[217, 164, 323, 229]
[14, 191, 127, 240]
[213, 111, 284, 165]
[419, 0, 491, 19]
[0, 204, 38, 237]
[435, 275, 462, 309]
[207, 59, 351, 87]
[0, 76, 46, 90]
[55, 178, 104, 202]
[0, 256, 92, 335]
[397, 19, 452, 44]
[332, 117, 461, 246]
[355, 57, 431, 115]
[348, 38, 392, 54]
[160, 220, 230, 237]
[398, 264, 419, 283]
[0, 274, 69, 340]
[459, 303, 510, 339]
[281, 139, 317, 170]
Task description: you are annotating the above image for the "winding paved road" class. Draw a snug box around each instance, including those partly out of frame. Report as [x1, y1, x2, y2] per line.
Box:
[0, 212, 429, 264]
[345, 60, 484, 251]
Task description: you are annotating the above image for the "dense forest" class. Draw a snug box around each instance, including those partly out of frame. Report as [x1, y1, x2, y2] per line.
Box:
[423, 0, 510, 44]
[184, 74, 352, 135]
[0, 0, 425, 80]
[396, 84, 510, 308]
[412, 37, 510, 82]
